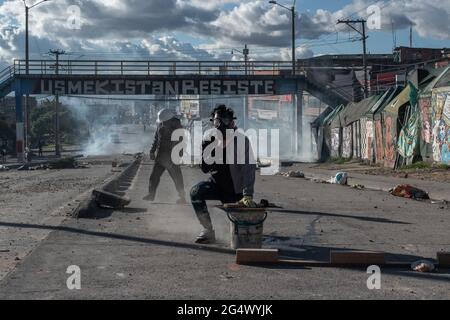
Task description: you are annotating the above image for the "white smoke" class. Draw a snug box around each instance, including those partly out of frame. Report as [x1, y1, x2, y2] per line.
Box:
[61, 96, 153, 156]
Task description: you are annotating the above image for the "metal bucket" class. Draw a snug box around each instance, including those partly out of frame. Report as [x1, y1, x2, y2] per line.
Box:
[227, 209, 267, 249]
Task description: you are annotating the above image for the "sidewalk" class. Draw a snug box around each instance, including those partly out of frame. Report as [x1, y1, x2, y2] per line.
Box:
[293, 163, 450, 202]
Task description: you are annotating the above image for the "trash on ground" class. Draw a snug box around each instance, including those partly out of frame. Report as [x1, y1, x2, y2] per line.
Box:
[351, 184, 365, 189]
[48, 157, 77, 169]
[431, 200, 449, 207]
[390, 184, 430, 200]
[411, 260, 435, 273]
[279, 170, 305, 178]
[259, 199, 282, 208]
[93, 189, 131, 209]
[329, 172, 348, 185]
[0, 165, 9, 171]
[257, 159, 272, 168]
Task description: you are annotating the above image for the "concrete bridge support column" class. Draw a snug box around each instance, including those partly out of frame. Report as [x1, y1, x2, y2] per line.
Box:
[15, 87, 24, 162]
[296, 90, 303, 155]
[291, 94, 297, 155]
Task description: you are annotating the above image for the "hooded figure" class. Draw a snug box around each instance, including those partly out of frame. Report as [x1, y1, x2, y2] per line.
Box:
[143, 108, 186, 203]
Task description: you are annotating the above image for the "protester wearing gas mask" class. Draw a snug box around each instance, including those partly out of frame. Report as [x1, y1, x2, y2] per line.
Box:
[190, 105, 257, 244]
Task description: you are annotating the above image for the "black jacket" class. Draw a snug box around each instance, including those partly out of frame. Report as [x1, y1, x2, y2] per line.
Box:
[150, 118, 183, 160]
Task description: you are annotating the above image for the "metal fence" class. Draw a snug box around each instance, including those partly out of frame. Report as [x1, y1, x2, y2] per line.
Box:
[12, 60, 295, 76]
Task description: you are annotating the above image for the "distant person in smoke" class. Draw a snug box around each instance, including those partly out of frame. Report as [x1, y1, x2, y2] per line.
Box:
[190, 105, 257, 244]
[143, 108, 186, 204]
[38, 139, 44, 157]
[1, 139, 7, 163]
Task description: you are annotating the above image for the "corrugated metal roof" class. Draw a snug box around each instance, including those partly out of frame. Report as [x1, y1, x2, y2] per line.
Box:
[435, 66, 450, 88]
[421, 66, 450, 93]
[366, 89, 392, 116]
[342, 95, 381, 126]
[327, 104, 346, 128]
[384, 85, 411, 115]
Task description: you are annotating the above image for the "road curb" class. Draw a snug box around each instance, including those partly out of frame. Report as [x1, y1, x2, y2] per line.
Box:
[74, 154, 143, 219]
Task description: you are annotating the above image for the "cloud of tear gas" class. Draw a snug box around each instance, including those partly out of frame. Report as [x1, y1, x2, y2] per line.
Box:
[245, 95, 317, 163]
[60, 97, 153, 156]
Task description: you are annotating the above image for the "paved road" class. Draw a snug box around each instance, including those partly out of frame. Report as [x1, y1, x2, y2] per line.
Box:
[0, 160, 449, 299]
[0, 155, 135, 281]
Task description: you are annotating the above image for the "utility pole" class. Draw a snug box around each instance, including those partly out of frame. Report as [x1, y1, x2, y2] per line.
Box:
[243, 44, 249, 76]
[409, 23, 413, 48]
[231, 45, 250, 130]
[291, 3, 296, 76]
[337, 19, 369, 98]
[243, 44, 249, 130]
[25, 5, 29, 75]
[48, 49, 66, 157]
[269, 0, 297, 75]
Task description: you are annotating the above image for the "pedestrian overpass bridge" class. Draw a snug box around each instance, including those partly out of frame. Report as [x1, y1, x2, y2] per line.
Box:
[0, 59, 351, 158]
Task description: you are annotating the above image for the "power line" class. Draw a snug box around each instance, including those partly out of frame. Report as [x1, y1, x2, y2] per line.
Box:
[337, 19, 369, 98]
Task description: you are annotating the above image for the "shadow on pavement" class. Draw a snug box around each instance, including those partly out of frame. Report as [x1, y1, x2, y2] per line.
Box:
[268, 209, 410, 225]
[0, 221, 235, 256]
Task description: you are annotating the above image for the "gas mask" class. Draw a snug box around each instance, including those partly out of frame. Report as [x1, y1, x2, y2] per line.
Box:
[212, 115, 233, 135]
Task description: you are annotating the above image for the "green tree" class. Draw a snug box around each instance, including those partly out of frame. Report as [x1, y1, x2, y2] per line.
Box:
[30, 99, 89, 147]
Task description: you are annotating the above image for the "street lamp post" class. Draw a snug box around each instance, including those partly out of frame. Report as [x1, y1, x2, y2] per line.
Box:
[22, 0, 50, 161]
[269, 0, 296, 75]
[269, 1, 301, 154]
[24, 0, 50, 75]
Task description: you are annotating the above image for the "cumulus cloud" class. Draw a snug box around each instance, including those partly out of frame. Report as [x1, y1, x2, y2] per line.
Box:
[0, 0, 448, 66]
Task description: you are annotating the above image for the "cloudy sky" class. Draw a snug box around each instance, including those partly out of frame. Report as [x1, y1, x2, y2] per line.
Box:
[0, 0, 449, 67]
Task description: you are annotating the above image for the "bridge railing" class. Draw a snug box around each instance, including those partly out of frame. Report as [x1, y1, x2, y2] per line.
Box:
[13, 60, 294, 76]
[0, 65, 15, 84]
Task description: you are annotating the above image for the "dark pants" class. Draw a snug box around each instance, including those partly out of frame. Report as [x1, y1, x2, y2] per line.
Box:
[190, 179, 242, 230]
[149, 159, 185, 199]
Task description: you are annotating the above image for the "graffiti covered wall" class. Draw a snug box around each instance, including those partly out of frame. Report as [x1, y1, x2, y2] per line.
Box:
[342, 126, 352, 158]
[362, 119, 374, 161]
[331, 128, 340, 157]
[375, 119, 384, 163]
[384, 115, 396, 168]
[419, 97, 433, 145]
[432, 88, 450, 164]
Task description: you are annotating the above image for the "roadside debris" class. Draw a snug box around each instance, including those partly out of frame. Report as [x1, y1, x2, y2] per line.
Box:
[351, 184, 365, 189]
[278, 170, 305, 178]
[0, 165, 9, 171]
[93, 189, 131, 209]
[329, 172, 348, 185]
[430, 200, 450, 209]
[48, 157, 77, 169]
[257, 159, 272, 168]
[411, 260, 435, 273]
[390, 184, 430, 200]
[259, 199, 282, 208]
